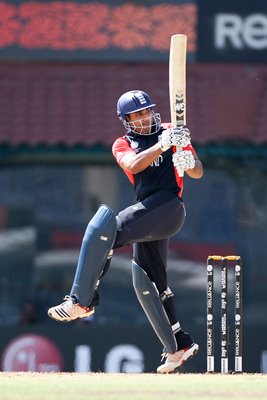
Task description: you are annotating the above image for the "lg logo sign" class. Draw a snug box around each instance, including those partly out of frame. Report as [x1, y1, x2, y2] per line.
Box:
[1, 335, 145, 373]
[75, 344, 144, 373]
[215, 13, 267, 50]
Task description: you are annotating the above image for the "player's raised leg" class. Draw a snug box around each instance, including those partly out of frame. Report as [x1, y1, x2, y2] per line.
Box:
[48, 205, 117, 322]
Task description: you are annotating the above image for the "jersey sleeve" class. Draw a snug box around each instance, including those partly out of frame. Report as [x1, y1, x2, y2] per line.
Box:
[112, 137, 136, 185]
[112, 137, 136, 167]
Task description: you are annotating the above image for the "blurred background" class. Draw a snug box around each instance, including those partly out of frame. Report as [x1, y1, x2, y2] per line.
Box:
[0, 0, 266, 373]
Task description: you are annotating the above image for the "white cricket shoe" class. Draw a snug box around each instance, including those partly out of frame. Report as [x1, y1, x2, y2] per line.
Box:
[157, 343, 199, 374]
[48, 295, 95, 322]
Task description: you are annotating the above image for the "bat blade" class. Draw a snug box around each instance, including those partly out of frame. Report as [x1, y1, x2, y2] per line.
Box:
[169, 34, 187, 177]
[169, 34, 187, 127]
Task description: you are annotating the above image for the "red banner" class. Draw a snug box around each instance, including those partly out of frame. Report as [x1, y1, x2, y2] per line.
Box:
[0, 1, 196, 60]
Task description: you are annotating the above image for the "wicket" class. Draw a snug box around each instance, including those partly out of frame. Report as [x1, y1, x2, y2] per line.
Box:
[207, 255, 243, 373]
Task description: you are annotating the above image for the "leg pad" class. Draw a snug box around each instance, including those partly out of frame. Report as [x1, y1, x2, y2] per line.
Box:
[132, 261, 177, 353]
[70, 205, 117, 306]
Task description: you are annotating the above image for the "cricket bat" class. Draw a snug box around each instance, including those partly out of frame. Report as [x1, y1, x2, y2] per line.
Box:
[169, 34, 187, 177]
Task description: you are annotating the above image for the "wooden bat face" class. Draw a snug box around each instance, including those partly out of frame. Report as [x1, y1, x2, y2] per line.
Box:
[169, 34, 187, 128]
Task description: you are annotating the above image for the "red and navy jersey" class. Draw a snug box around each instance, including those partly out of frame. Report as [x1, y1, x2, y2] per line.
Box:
[112, 123, 196, 201]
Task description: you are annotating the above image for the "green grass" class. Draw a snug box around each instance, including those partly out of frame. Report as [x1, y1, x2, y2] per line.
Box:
[0, 372, 266, 400]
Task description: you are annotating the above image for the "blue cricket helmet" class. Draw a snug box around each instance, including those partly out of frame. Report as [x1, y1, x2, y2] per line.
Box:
[117, 90, 156, 118]
[117, 90, 161, 135]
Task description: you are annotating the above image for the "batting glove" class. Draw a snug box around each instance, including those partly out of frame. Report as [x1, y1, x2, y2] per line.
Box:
[172, 150, 195, 171]
[160, 127, 191, 151]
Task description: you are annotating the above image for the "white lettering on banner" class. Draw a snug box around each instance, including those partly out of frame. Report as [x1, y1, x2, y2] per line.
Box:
[74, 345, 91, 372]
[215, 13, 267, 50]
[74, 344, 144, 373]
[261, 350, 267, 373]
[244, 15, 267, 49]
[104, 344, 144, 373]
[215, 14, 243, 48]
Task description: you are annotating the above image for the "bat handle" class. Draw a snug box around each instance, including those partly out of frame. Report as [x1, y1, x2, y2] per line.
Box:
[175, 146, 184, 177]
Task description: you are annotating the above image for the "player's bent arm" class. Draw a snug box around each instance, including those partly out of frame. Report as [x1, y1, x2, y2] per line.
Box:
[120, 142, 163, 174]
[186, 156, 204, 179]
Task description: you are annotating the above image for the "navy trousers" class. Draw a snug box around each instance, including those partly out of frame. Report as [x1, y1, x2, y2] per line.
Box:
[114, 190, 185, 293]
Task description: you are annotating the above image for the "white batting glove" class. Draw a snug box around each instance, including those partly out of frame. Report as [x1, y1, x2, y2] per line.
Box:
[172, 150, 195, 171]
[160, 127, 191, 151]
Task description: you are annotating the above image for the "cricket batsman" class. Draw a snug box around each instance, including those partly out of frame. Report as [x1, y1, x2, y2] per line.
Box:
[48, 90, 203, 373]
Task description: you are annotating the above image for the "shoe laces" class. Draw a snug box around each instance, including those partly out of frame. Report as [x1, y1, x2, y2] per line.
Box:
[63, 295, 92, 312]
[63, 295, 75, 303]
[161, 349, 185, 363]
[161, 351, 167, 362]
